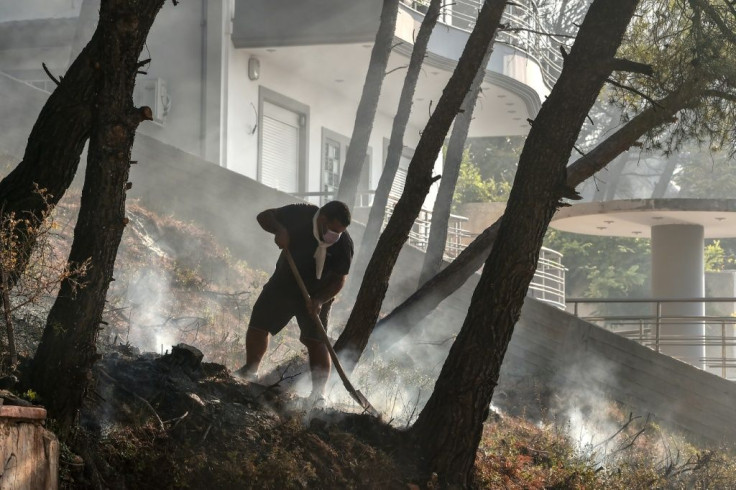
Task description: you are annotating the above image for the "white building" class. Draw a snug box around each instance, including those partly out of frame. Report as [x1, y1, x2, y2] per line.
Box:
[0, 0, 555, 209]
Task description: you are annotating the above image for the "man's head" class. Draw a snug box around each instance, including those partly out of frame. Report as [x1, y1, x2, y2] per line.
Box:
[318, 201, 351, 244]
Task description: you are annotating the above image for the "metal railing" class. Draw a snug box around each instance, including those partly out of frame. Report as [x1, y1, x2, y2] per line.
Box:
[292, 189, 567, 309]
[528, 247, 566, 309]
[403, 0, 565, 88]
[567, 297, 736, 380]
[382, 195, 567, 309]
[381, 194, 471, 261]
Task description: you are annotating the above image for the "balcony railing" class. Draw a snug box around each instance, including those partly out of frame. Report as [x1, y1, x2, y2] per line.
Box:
[292, 190, 567, 310]
[382, 194, 471, 261]
[382, 195, 566, 309]
[403, 0, 564, 88]
[567, 297, 736, 380]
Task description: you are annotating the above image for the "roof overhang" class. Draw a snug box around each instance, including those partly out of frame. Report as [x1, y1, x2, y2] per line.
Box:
[551, 199, 736, 239]
[232, 0, 380, 48]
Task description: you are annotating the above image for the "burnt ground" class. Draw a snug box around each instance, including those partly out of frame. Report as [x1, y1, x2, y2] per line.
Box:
[63, 343, 425, 489]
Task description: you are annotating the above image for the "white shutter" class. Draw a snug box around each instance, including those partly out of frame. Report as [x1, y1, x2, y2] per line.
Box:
[390, 155, 410, 199]
[261, 101, 299, 192]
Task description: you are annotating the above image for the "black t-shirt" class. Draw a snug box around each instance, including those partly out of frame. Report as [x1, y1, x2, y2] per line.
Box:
[267, 203, 353, 297]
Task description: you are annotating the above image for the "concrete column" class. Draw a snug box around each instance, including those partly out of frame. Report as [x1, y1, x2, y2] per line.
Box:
[651, 224, 705, 368]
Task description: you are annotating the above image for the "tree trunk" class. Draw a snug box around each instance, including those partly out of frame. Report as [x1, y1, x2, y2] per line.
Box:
[410, 1, 640, 484]
[372, 74, 702, 347]
[651, 153, 680, 198]
[0, 33, 103, 286]
[602, 153, 627, 200]
[334, 0, 509, 368]
[350, 0, 442, 290]
[29, 0, 164, 436]
[418, 44, 493, 286]
[336, 0, 399, 208]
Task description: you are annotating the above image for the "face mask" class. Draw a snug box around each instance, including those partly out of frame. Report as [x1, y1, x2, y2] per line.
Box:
[323, 229, 342, 245]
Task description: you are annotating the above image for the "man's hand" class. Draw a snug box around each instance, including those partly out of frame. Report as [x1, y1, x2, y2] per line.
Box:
[306, 297, 323, 318]
[274, 228, 290, 249]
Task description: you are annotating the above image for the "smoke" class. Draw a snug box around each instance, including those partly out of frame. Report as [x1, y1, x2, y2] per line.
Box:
[125, 267, 173, 354]
[549, 354, 627, 453]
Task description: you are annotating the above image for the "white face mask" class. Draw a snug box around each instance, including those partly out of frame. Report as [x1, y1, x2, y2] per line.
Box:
[323, 229, 342, 245]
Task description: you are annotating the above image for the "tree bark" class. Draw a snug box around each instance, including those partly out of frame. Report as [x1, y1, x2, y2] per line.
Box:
[334, 0, 509, 368]
[350, 0, 442, 290]
[0, 33, 103, 286]
[418, 44, 493, 286]
[373, 74, 703, 347]
[29, 0, 164, 436]
[336, 0, 400, 208]
[410, 1, 641, 484]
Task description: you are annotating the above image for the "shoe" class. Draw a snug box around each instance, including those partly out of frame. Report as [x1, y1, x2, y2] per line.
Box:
[308, 393, 327, 409]
[232, 366, 258, 382]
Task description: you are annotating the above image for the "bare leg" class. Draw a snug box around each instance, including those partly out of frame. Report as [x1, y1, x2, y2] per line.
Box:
[302, 337, 331, 397]
[239, 327, 269, 379]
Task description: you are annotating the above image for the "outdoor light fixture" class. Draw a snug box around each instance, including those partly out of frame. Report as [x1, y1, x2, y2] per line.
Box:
[248, 57, 260, 81]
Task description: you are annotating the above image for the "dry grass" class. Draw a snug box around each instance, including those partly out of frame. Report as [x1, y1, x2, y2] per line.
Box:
[1, 189, 734, 488]
[475, 408, 736, 489]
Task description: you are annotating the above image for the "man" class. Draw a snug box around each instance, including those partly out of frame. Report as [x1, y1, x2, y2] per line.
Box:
[235, 201, 353, 402]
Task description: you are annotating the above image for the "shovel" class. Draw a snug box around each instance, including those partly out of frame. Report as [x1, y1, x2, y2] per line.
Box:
[283, 249, 379, 417]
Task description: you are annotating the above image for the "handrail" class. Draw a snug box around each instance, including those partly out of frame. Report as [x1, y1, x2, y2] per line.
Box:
[567, 297, 736, 380]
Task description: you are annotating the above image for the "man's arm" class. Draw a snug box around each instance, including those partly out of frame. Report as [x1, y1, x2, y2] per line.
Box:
[308, 272, 347, 315]
[257, 208, 289, 249]
[313, 272, 347, 304]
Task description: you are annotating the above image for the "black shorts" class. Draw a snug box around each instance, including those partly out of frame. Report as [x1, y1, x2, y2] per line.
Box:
[248, 283, 332, 342]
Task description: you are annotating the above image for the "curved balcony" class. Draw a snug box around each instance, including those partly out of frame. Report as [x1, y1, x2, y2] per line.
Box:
[424, 0, 564, 88]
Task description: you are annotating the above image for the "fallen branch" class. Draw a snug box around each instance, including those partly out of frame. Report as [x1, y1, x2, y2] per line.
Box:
[256, 361, 304, 399]
[163, 410, 189, 431]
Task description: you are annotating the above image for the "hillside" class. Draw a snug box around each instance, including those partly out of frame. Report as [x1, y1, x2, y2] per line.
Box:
[1, 182, 735, 488]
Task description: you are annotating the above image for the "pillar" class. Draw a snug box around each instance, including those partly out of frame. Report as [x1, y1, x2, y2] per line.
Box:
[651, 224, 705, 368]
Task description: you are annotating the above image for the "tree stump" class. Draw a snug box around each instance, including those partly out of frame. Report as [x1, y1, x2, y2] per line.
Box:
[0, 406, 58, 489]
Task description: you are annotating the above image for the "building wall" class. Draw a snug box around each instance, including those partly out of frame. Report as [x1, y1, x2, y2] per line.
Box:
[227, 45, 434, 204]
[134, 0, 227, 163]
[0, 0, 81, 21]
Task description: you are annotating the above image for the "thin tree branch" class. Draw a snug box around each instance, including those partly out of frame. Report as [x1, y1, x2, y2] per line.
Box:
[610, 58, 654, 76]
[703, 89, 736, 103]
[386, 65, 410, 75]
[606, 78, 662, 108]
[689, 0, 736, 46]
[41, 63, 60, 86]
[499, 26, 576, 40]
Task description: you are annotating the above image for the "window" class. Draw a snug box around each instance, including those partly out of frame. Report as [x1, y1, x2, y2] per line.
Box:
[258, 87, 309, 193]
[321, 128, 371, 206]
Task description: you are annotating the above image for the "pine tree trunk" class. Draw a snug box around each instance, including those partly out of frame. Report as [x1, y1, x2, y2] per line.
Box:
[409, 1, 640, 484]
[29, 0, 165, 436]
[334, 0, 509, 367]
[350, 0, 442, 290]
[0, 33, 102, 285]
[372, 74, 701, 347]
[418, 44, 493, 286]
[336, 0, 399, 208]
